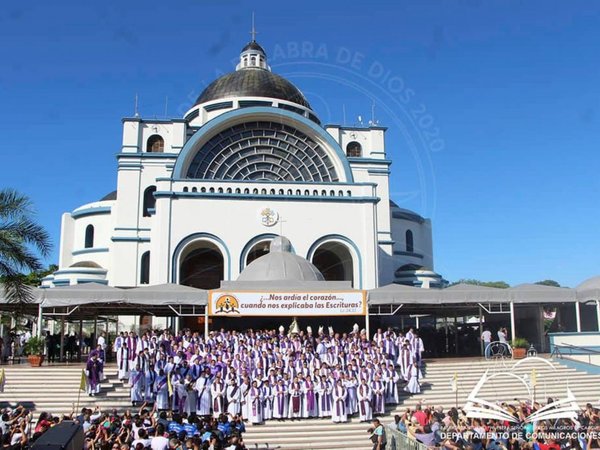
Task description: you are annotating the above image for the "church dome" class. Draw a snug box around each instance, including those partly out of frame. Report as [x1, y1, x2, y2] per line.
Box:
[237, 236, 324, 282]
[195, 69, 311, 109]
[194, 39, 311, 109]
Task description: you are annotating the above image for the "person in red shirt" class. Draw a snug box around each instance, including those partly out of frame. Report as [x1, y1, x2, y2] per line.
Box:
[412, 404, 428, 427]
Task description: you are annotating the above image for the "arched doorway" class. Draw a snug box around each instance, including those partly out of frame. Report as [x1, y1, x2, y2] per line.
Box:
[179, 241, 224, 289]
[311, 242, 354, 286]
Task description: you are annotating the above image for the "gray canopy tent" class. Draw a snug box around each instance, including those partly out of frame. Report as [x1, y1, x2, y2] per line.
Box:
[367, 281, 598, 353]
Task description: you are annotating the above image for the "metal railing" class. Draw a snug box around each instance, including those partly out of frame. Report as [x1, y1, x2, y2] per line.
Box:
[385, 425, 429, 450]
[551, 343, 600, 365]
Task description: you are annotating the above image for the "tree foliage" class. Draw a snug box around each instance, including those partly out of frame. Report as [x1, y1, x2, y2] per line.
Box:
[450, 278, 510, 289]
[0, 189, 51, 302]
[534, 279, 561, 287]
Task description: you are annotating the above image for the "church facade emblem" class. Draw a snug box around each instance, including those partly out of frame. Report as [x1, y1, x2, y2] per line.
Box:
[259, 208, 279, 227]
[214, 294, 240, 315]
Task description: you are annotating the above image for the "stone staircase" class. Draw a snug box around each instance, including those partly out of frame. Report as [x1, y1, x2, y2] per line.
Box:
[1, 358, 599, 450]
[0, 363, 131, 416]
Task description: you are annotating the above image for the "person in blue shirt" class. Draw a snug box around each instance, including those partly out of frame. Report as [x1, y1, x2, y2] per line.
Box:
[217, 414, 232, 437]
[168, 414, 184, 435]
[183, 421, 197, 438]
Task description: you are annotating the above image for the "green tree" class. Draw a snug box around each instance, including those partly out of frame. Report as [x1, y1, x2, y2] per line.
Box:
[535, 279, 561, 287]
[0, 189, 51, 302]
[450, 278, 510, 289]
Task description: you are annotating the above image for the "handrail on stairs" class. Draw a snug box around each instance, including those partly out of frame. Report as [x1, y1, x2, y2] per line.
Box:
[551, 343, 600, 365]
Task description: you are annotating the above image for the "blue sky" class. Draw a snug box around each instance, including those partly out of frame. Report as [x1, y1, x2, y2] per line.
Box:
[1, 0, 599, 287]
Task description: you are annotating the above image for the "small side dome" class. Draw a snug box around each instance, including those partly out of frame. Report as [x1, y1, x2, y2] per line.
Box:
[70, 261, 102, 269]
[237, 236, 324, 282]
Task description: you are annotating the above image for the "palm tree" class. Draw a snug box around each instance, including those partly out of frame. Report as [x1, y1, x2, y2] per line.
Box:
[0, 189, 51, 302]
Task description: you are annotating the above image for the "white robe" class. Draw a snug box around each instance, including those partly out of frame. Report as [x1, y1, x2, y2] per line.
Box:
[154, 376, 169, 410]
[316, 381, 332, 417]
[129, 370, 144, 403]
[226, 385, 241, 416]
[195, 376, 212, 416]
[404, 365, 420, 394]
[288, 383, 302, 418]
[357, 384, 372, 421]
[301, 382, 318, 418]
[397, 348, 413, 381]
[211, 381, 226, 418]
[247, 387, 263, 424]
[262, 385, 274, 420]
[117, 347, 131, 380]
[184, 380, 197, 415]
[331, 386, 348, 423]
[371, 381, 385, 414]
[273, 385, 288, 419]
[240, 383, 251, 420]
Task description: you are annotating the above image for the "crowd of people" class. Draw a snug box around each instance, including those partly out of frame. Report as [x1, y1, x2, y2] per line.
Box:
[387, 400, 600, 449]
[90, 325, 424, 424]
[0, 404, 248, 449]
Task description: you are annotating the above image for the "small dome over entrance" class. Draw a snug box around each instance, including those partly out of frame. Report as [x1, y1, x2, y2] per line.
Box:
[237, 236, 324, 282]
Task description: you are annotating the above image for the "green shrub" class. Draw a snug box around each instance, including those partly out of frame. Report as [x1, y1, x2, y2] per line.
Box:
[23, 336, 45, 355]
[511, 337, 529, 349]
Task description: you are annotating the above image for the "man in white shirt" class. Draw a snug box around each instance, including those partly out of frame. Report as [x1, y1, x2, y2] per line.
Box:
[481, 328, 492, 355]
[150, 424, 169, 450]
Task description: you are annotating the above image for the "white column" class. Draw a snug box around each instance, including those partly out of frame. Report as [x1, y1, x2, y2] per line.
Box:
[510, 302, 516, 342]
[204, 308, 209, 338]
[36, 305, 43, 338]
[575, 302, 582, 333]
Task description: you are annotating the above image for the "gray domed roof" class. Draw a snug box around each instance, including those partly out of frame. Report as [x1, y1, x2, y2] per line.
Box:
[242, 40, 265, 53]
[237, 236, 324, 282]
[70, 261, 102, 269]
[194, 69, 311, 109]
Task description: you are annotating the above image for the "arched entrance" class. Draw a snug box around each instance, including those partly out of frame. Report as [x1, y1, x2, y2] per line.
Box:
[311, 242, 354, 286]
[246, 240, 271, 266]
[179, 241, 224, 289]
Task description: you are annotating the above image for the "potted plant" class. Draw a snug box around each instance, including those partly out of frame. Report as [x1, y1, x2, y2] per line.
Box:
[24, 336, 45, 367]
[511, 337, 529, 359]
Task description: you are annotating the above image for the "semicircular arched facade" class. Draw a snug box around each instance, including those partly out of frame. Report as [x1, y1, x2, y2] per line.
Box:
[186, 121, 339, 182]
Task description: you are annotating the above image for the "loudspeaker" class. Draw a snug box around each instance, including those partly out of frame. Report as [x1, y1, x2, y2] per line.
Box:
[31, 421, 84, 450]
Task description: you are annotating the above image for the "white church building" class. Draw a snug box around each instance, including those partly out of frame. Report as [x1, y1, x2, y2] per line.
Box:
[44, 38, 443, 291]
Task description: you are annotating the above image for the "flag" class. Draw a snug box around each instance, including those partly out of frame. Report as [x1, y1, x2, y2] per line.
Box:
[0, 368, 5, 393]
[79, 369, 87, 392]
[450, 372, 458, 393]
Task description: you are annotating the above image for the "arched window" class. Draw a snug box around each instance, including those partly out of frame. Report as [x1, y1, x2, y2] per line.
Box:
[406, 230, 414, 253]
[183, 187, 188, 192]
[218, 187, 223, 193]
[287, 189, 293, 195]
[140, 251, 150, 284]
[235, 188, 241, 194]
[84, 225, 94, 248]
[147, 135, 164, 153]
[192, 187, 197, 193]
[209, 187, 215, 193]
[338, 190, 343, 196]
[143, 186, 157, 217]
[201, 187, 206, 193]
[346, 141, 362, 157]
